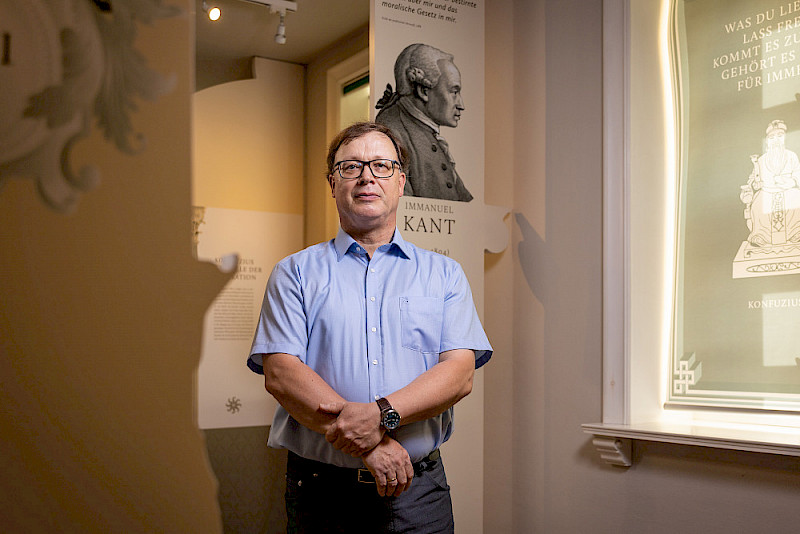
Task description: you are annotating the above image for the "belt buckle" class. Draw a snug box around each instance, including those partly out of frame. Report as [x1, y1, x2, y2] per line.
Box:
[414, 449, 440, 473]
[357, 469, 375, 484]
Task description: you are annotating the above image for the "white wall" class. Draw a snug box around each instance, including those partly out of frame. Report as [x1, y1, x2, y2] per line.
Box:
[483, 1, 800, 532]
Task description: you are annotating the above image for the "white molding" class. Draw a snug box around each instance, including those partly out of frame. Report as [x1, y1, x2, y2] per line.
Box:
[323, 48, 369, 237]
[583, 422, 800, 460]
[325, 48, 369, 144]
[601, 0, 629, 426]
[591, 435, 632, 467]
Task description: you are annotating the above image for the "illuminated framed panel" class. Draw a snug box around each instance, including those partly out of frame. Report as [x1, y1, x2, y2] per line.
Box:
[583, 0, 800, 466]
[668, 0, 800, 412]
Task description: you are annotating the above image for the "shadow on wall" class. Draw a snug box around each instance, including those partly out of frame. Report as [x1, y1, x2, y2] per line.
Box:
[205, 426, 288, 533]
[515, 212, 547, 301]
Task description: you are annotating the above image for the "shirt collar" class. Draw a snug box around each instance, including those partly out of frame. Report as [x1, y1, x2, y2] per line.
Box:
[387, 229, 412, 259]
[399, 96, 440, 135]
[333, 227, 411, 261]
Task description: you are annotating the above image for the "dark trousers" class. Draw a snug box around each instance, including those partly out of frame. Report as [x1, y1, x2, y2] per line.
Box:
[285, 451, 454, 534]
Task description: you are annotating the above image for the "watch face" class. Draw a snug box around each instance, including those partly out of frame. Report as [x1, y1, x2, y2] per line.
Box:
[382, 410, 401, 430]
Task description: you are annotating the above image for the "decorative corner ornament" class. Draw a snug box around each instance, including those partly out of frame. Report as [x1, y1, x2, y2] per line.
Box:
[0, 0, 180, 213]
[591, 436, 632, 467]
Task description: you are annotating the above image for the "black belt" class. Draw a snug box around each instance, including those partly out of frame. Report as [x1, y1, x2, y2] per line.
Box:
[288, 449, 440, 485]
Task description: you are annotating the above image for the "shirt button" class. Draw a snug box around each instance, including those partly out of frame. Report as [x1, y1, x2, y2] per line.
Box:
[370, 296, 376, 302]
[370, 268, 376, 273]
[431, 144, 438, 152]
[374, 395, 380, 400]
[441, 163, 448, 171]
[446, 182, 453, 188]
[371, 327, 377, 332]
[372, 360, 378, 365]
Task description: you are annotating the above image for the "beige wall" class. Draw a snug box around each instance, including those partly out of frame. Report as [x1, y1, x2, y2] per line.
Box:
[483, 1, 800, 532]
[484, 0, 538, 531]
[193, 57, 304, 213]
[304, 26, 369, 246]
[0, 2, 225, 531]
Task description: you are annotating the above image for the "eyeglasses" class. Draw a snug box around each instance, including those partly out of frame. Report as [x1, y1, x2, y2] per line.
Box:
[333, 159, 400, 180]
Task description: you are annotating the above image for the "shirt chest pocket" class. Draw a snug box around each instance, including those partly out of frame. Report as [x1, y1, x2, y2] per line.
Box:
[400, 296, 444, 354]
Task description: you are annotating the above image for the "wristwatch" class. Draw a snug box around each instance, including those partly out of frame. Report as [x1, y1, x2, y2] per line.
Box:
[376, 397, 401, 431]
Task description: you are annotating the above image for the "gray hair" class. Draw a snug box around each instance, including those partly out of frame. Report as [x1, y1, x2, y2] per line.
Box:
[394, 44, 455, 95]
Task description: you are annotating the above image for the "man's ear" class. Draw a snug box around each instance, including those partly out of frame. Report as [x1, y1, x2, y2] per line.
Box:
[414, 84, 429, 103]
[328, 175, 336, 198]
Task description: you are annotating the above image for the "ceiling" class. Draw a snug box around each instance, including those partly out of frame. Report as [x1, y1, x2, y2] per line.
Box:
[195, 0, 370, 65]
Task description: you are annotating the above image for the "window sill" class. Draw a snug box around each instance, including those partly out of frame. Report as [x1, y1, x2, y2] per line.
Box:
[582, 421, 800, 467]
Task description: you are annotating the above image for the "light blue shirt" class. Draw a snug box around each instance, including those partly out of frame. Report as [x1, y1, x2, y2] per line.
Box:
[248, 228, 492, 468]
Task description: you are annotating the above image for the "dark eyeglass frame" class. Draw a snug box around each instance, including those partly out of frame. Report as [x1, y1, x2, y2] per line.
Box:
[332, 159, 401, 180]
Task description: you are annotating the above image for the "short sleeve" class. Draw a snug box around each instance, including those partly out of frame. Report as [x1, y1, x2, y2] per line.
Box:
[247, 259, 309, 374]
[439, 262, 493, 369]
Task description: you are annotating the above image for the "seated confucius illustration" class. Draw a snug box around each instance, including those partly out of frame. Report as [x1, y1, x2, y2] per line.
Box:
[734, 119, 800, 278]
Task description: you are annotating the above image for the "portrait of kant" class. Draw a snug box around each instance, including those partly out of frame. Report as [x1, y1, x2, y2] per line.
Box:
[375, 43, 473, 202]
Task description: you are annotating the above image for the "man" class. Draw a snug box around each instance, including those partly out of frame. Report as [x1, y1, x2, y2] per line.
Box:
[376, 43, 473, 202]
[247, 122, 492, 533]
[740, 119, 800, 247]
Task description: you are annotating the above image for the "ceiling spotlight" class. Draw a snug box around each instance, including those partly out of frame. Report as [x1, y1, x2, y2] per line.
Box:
[240, 1, 297, 44]
[274, 12, 286, 44]
[202, 0, 221, 21]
